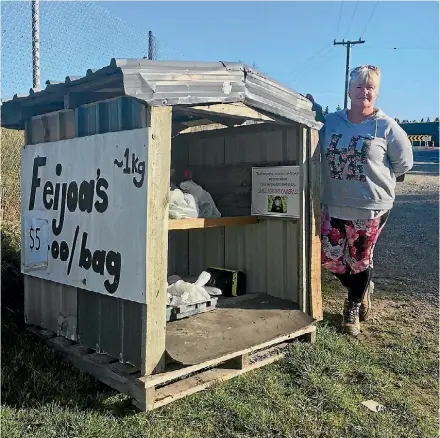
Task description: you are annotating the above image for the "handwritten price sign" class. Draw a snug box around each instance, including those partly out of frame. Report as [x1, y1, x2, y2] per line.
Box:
[23, 216, 49, 271]
[21, 128, 149, 303]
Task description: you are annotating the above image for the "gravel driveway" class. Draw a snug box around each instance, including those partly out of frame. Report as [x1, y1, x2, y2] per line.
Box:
[374, 147, 439, 303]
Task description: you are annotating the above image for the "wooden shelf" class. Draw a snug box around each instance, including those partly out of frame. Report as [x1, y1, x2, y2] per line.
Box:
[168, 216, 257, 230]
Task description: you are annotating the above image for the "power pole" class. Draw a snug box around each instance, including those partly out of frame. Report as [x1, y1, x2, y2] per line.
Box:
[333, 38, 365, 109]
[32, 0, 40, 90]
[148, 31, 154, 60]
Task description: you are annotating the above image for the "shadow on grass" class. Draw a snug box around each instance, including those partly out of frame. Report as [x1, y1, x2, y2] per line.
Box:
[1, 229, 24, 317]
[1, 309, 140, 417]
[323, 311, 343, 330]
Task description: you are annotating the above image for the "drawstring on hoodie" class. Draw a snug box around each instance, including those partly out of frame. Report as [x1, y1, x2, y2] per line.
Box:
[374, 117, 378, 139]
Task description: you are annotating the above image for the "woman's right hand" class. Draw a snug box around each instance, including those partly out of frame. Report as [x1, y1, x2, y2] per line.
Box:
[305, 93, 315, 104]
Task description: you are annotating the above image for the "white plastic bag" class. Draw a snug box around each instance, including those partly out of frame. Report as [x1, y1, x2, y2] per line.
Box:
[167, 280, 211, 307]
[166, 271, 222, 307]
[169, 188, 199, 219]
[179, 180, 221, 219]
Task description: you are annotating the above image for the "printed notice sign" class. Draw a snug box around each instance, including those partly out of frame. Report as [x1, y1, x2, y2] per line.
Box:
[21, 128, 148, 303]
[251, 166, 300, 218]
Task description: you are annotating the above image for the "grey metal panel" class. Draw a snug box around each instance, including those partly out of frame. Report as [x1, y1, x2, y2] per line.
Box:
[185, 132, 226, 277]
[221, 126, 300, 302]
[188, 228, 225, 276]
[285, 125, 300, 163]
[77, 288, 100, 349]
[168, 133, 190, 278]
[188, 135, 225, 166]
[224, 223, 265, 293]
[24, 276, 43, 326]
[168, 231, 189, 277]
[122, 299, 142, 367]
[99, 294, 122, 358]
[2, 59, 322, 131]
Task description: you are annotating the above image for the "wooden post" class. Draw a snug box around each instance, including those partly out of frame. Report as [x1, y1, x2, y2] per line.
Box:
[142, 105, 172, 376]
[298, 126, 323, 321]
[298, 127, 308, 314]
[308, 129, 323, 321]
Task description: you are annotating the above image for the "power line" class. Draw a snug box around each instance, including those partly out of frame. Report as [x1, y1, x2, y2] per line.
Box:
[288, 43, 333, 81]
[344, 0, 360, 39]
[358, 46, 439, 51]
[360, 0, 380, 39]
[290, 48, 338, 84]
[335, 1, 344, 39]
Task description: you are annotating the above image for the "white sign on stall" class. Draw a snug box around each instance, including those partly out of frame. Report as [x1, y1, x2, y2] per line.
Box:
[251, 166, 300, 218]
[21, 128, 148, 303]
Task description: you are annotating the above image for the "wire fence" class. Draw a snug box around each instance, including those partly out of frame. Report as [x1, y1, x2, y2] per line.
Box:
[1, 0, 185, 231]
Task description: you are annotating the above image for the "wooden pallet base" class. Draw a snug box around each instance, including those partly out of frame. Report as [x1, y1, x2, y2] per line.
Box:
[26, 323, 316, 411]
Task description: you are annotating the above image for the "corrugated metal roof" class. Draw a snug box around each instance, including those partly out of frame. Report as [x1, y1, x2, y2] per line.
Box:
[1, 58, 322, 130]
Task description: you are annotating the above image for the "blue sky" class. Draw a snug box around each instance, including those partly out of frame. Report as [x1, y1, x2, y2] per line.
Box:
[2, 1, 439, 121]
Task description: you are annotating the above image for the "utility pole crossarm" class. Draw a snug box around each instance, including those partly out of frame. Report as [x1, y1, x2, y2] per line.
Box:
[334, 38, 365, 109]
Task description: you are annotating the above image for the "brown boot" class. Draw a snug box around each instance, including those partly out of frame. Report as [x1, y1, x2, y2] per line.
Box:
[342, 299, 361, 336]
[360, 281, 374, 322]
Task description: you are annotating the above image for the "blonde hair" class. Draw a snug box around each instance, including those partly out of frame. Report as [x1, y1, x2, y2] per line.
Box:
[349, 65, 381, 89]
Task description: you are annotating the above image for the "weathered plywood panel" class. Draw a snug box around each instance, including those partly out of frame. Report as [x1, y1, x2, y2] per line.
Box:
[75, 97, 148, 367]
[24, 110, 78, 335]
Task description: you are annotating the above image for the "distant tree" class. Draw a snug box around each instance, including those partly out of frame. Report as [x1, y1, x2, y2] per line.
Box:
[420, 118, 424, 122]
[324, 106, 329, 115]
[412, 119, 417, 122]
[336, 104, 342, 111]
[435, 117, 439, 122]
[427, 117, 431, 122]
[394, 118, 400, 124]
[401, 119, 408, 123]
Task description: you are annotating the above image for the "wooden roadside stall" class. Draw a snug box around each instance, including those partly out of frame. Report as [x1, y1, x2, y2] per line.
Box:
[1, 59, 323, 410]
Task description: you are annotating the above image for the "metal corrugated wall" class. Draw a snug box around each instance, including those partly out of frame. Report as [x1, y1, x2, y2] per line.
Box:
[169, 123, 301, 302]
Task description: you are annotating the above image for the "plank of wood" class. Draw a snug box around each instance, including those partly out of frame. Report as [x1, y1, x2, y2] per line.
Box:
[184, 103, 276, 123]
[308, 129, 323, 321]
[109, 362, 140, 376]
[165, 301, 314, 366]
[169, 216, 257, 230]
[27, 326, 145, 405]
[142, 106, 172, 376]
[298, 127, 308, 314]
[152, 351, 286, 409]
[143, 324, 315, 387]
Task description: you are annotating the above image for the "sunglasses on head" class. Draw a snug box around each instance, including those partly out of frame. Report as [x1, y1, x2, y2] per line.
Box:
[350, 65, 379, 76]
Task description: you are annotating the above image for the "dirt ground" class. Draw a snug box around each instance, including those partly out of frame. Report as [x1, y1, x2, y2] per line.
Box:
[373, 147, 439, 304]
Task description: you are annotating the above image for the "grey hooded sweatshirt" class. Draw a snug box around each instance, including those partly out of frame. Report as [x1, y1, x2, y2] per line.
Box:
[314, 105, 413, 211]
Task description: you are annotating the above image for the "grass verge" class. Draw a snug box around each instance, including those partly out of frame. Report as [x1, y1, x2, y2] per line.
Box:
[1, 271, 438, 438]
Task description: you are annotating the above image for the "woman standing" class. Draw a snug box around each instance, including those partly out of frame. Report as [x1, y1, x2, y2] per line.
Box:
[306, 65, 413, 336]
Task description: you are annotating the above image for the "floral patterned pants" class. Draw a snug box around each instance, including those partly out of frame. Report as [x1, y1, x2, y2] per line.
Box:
[321, 206, 389, 275]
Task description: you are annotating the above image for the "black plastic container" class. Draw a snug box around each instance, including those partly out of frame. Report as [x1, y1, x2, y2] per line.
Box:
[205, 267, 246, 297]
